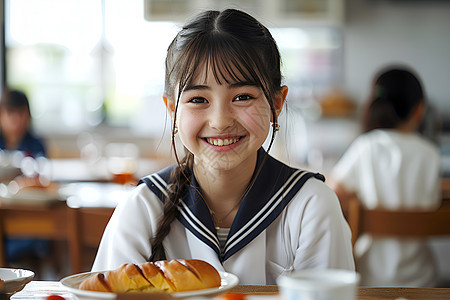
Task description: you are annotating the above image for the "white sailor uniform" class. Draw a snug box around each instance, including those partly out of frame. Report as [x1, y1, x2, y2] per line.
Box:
[92, 148, 355, 284]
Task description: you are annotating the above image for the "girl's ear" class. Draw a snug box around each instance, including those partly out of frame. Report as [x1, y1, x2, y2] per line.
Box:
[414, 101, 425, 122]
[163, 94, 175, 118]
[411, 100, 426, 129]
[273, 85, 288, 119]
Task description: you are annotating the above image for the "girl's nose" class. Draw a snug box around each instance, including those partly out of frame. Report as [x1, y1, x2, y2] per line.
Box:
[208, 102, 235, 131]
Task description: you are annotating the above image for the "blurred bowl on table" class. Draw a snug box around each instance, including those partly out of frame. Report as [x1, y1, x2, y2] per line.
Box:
[0, 268, 35, 296]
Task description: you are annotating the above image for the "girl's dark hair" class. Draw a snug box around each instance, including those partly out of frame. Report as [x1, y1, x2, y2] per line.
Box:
[0, 88, 31, 115]
[149, 9, 284, 261]
[362, 66, 425, 133]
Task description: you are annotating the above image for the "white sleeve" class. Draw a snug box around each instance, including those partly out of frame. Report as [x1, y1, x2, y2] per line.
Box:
[291, 179, 355, 271]
[91, 184, 163, 271]
[426, 145, 442, 208]
[331, 137, 365, 193]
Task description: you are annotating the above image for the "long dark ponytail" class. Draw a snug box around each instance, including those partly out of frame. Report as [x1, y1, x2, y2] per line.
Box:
[149, 9, 284, 261]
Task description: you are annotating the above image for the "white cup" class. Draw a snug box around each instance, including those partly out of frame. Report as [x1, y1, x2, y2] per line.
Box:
[277, 269, 360, 300]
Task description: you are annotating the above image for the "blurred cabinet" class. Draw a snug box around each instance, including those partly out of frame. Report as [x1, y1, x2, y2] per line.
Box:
[143, 0, 344, 26]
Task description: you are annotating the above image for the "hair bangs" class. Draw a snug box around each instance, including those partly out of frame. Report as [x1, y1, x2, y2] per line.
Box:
[178, 35, 269, 94]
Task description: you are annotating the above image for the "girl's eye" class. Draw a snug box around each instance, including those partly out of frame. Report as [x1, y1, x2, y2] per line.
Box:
[234, 94, 254, 101]
[188, 97, 208, 104]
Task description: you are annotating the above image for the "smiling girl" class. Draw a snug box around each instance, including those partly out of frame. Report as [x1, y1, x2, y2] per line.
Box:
[92, 9, 354, 284]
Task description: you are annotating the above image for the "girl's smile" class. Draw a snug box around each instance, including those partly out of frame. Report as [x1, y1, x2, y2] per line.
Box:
[203, 135, 244, 152]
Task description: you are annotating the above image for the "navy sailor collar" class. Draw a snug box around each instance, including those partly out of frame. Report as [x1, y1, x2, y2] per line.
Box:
[140, 148, 324, 263]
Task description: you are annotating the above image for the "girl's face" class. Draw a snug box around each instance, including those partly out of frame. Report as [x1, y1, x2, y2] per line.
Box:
[167, 65, 286, 174]
[0, 107, 30, 140]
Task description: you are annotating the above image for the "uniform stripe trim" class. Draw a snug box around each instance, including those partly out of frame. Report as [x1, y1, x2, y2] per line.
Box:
[178, 200, 220, 251]
[225, 170, 306, 251]
[148, 174, 169, 197]
[141, 172, 221, 256]
[139, 150, 325, 263]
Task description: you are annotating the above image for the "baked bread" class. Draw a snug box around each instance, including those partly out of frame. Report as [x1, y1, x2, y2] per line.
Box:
[79, 259, 221, 293]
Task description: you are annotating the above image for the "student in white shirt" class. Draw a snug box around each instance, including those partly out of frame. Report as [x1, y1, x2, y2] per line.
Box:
[331, 65, 441, 287]
[92, 8, 354, 284]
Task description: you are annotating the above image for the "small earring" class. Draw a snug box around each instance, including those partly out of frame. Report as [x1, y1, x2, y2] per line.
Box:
[273, 123, 280, 132]
[173, 125, 178, 135]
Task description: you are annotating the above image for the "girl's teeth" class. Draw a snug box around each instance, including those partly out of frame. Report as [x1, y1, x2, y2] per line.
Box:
[207, 137, 240, 146]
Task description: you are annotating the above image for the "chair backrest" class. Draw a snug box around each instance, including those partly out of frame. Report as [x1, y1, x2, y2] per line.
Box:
[347, 199, 450, 246]
[67, 207, 114, 273]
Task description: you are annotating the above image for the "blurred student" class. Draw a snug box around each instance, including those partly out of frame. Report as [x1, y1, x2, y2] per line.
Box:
[0, 88, 46, 157]
[331, 66, 441, 287]
[0, 88, 49, 265]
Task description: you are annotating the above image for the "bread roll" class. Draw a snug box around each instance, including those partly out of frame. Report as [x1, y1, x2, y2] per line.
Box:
[79, 259, 221, 293]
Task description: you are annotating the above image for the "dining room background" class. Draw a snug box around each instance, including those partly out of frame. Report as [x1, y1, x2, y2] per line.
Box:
[0, 0, 449, 285]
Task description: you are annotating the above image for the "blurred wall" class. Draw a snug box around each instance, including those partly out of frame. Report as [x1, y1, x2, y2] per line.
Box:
[342, 1, 450, 284]
[343, 0, 450, 110]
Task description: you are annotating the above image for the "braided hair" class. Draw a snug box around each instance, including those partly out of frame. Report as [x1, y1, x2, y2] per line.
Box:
[149, 9, 284, 261]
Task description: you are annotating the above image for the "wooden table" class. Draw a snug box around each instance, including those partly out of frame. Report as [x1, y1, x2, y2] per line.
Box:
[0, 200, 68, 267]
[8, 281, 450, 299]
[232, 285, 450, 299]
[0, 190, 115, 274]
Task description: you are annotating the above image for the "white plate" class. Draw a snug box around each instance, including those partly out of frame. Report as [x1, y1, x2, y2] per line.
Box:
[0, 268, 35, 295]
[60, 271, 239, 299]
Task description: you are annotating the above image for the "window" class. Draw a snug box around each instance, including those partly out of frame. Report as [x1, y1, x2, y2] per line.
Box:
[5, 0, 177, 136]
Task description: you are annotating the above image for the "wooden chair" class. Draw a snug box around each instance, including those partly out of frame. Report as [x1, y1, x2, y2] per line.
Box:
[1, 194, 115, 276]
[347, 199, 450, 246]
[0, 200, 68, 270]
[67, 207, 114, 274]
